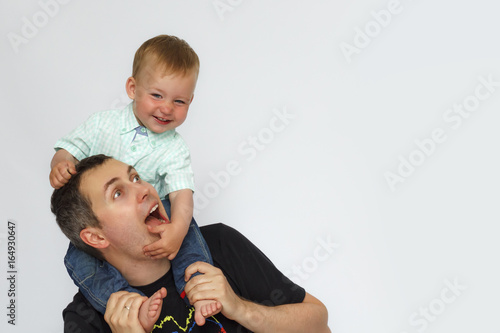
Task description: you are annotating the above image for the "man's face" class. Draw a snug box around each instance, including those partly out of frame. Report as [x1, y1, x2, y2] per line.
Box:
[80, 159, 169, 259]
[126, 62, 197, 134]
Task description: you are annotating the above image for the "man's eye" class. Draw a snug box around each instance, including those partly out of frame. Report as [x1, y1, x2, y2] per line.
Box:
[133, 175, 140, 183]
[113, 190, 122, 199]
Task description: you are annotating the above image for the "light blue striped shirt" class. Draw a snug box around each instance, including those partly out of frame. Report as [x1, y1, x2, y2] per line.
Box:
[54, 103, 194, 198]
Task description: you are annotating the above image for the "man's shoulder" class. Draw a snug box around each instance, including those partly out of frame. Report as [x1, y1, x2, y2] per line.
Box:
[200, 223, 306, 306]
[63, 291, 110, 333]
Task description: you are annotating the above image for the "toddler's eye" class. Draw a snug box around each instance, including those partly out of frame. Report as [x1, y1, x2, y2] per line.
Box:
[133, 175, 140, 183]
[152, 94, 162, 99]
[175, 100, 185, 104]
[113, 190, 122, 199]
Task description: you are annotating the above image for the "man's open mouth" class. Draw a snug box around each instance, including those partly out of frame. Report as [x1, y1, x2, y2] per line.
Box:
[145, 204, 168, 227]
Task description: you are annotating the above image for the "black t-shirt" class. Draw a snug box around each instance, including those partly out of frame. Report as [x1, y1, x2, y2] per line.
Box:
[63, 224, 306, 332]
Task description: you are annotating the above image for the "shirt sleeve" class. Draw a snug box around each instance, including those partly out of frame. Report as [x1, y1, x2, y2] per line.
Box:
[54, 113, 100, 161]
[201, 224, 306, 306]
[159, 133, 195, 194]
[63, 292, 111, 333]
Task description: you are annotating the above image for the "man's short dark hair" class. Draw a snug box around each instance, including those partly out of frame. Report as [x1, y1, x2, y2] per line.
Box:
[51, 154, 113, 261]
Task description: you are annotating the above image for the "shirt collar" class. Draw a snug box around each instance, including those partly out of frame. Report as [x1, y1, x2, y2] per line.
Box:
[120, 103, 141, 134]
[120, 103, 176, 147]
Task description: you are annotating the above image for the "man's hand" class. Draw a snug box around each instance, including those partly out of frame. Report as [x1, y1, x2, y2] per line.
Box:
[143, 223, 184, 260]
[104, 291, 147, 333]
[184, 262, 244, 321]
[49, 160, 76, 189]
[184, 262, 331, 333]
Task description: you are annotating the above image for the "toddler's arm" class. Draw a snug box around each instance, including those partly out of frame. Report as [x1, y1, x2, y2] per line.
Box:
[143, 189, 193, 259]
[49, 149, 78, 189]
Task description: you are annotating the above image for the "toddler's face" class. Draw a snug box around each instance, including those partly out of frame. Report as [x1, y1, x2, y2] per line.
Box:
[126, 65, 197, 134]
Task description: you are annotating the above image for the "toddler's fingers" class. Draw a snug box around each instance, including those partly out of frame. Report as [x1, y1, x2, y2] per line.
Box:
[146, 223, 168, 234]
[167, 250, 179, 261]
[144, 245, 168, 257]
[61, 171, 72, 181]
[67, 161, 77, 175]
[53, 172, 68, 186]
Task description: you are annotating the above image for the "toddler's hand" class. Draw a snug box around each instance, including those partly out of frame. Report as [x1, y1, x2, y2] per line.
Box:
[49, 160, 76, 189]
[143, 223, 184, 260]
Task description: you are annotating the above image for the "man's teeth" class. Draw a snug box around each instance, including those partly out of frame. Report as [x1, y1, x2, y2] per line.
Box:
[149, 204, 166, 223]
[150, 204, 158, 214]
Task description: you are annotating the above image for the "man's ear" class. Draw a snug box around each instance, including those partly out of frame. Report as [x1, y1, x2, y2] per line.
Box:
[80, 227, 109, 249]
[125, 76, 137, 100]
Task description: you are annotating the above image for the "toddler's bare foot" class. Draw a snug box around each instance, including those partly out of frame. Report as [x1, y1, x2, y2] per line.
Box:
[194, 299, 222, 326]
[139, 287, 167, 332]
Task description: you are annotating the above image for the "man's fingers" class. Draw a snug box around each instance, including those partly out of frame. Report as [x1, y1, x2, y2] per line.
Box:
[185, 284, 221, 305]
[106, 291, 132, 311]
[126, 294, 146, 317]
[105, 291, 147, 331]
[184, 261, 213, 281]
[112, 292, 145, 314]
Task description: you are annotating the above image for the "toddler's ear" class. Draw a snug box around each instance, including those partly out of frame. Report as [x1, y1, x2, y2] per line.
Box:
[80, 228, 109, 249]
[125, 77, 137, 99]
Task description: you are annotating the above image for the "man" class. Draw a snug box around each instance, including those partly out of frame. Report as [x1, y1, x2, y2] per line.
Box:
[51, 154, 331, 332]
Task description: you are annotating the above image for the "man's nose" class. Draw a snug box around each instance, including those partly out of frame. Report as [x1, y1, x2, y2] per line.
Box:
[134, 183, 149, 202]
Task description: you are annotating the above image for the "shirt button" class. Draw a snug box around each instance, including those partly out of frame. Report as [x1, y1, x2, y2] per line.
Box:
[141, 127, 146, 133]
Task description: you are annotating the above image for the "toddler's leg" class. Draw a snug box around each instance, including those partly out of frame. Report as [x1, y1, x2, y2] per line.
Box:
[64, 243, 144, 314]
[172, 221, 220, 325]
[162, 197, 219, 324]
[170, 217, 213, 301]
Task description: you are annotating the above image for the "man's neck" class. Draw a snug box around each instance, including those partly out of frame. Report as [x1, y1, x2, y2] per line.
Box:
[107, 254, 171, 287]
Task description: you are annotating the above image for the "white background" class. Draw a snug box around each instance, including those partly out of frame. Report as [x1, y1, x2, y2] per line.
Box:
[1, 0, 499, 332]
